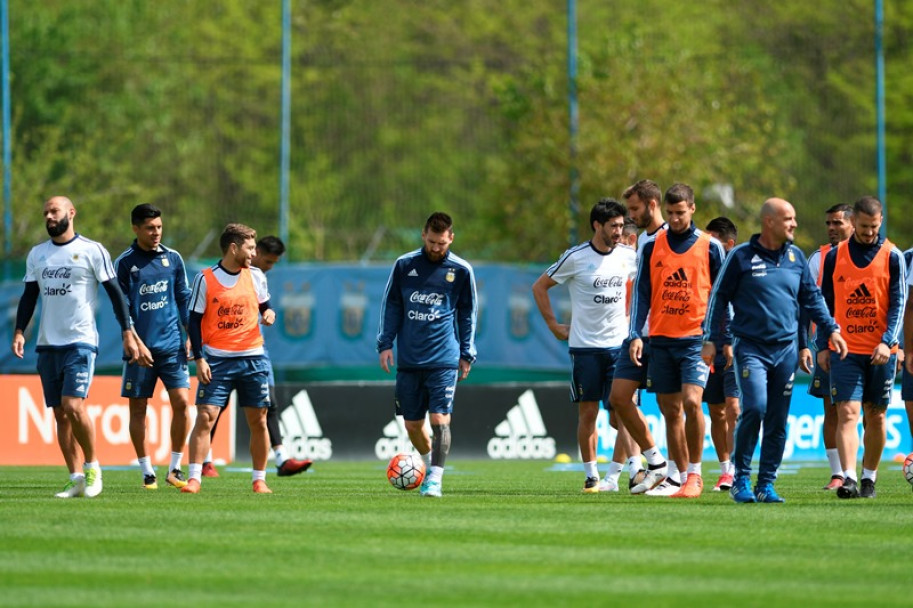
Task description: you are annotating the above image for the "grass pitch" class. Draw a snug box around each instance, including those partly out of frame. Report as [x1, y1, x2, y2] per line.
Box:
[1, 461, 911, 607]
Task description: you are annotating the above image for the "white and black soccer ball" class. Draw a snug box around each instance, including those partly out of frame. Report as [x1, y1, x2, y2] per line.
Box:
[386, 453, 426, 491]
[903, 453, 913, 486]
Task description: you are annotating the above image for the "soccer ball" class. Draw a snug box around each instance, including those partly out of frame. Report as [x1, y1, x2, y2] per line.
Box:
[903, 453, 913, 486]
[386, 453, 426, 491]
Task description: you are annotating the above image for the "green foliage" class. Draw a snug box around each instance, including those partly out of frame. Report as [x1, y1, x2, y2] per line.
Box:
[2, 1, 910, 263]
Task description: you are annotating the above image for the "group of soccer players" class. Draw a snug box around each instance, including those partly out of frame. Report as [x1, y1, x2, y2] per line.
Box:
[13, 197, 311, 498]
[535, 179, 912, 502]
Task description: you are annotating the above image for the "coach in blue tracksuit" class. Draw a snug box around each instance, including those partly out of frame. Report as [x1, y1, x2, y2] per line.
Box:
[377, 211, 478, 498]
[702, 198, 848, 504]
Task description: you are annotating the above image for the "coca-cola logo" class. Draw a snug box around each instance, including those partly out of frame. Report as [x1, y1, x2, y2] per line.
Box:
[409, 291, 444, 306]
[592, 276, 625, 288]
[845, 306, 877, 319]
[138, 280, 168, 295]
[41, 267, 72, 280]
[217, 304, 246, 317]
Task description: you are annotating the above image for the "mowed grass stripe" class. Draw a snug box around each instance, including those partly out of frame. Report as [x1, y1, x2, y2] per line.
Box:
[1, 462, 911, 607]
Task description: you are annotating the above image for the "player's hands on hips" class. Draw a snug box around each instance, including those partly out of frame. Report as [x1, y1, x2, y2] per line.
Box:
[870, 342, 891, 366]
[379, 349, 394, 373]
[196, 357, 212, 384]
[11, 331, 24, 359]
[798, 348, 813, 374]
[261, 309, 276, 326]
[829, 331, 848, 360]
[459, 358, 471, 381]
[701, 342, 716, 367]
[629, 338, 643, 367]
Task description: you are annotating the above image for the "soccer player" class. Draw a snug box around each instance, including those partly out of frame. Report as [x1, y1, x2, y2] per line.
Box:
[703, 198, 847, 503]
[201, 236, 312, 478]
[376, 212, 477, 498]
[608, 179, 670, 494]
[115, 204, 193, 490]
[817, 196, 905, 499]
[621, 216, 638, 248]
[798, 203, 854, 491]
[182, 223, 276, 494]
[12, 195, 146, 498]
[532, 199, 637, 493]
[629, 183, 726, 498]
[702, 216, 742, 492]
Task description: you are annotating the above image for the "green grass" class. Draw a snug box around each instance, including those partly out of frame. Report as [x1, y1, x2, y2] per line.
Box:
[1, 461, 912, 607]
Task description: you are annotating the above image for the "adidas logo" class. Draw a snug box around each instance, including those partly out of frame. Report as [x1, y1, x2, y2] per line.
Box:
[847, 282, 875, 304]
[130, 265, 139, 274]
[751, 255, 762, 264]
[75, 384, 86, 393]
[408, 269, 419, 277]
[663, 268, 690, 288]
[374, 415, 430, 460]
[279, 390, 332, 460]
[487, 390, 556, 459]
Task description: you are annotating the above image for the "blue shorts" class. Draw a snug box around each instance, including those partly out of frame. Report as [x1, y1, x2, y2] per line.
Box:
[613, 337, 652, 390]
[702, 353, 740, 404]
[808, 359, 830, 398]
[570, 347, 620, 405]
[36, 346, 96, 407]
[196, 355, 271, 408]
[121, 350, 190, 398]
[648, 339, 709, 394]
[828, 352, 895, 407]
[395, 368, 458, 421]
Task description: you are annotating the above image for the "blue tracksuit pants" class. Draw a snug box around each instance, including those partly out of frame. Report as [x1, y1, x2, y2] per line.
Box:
[731, 337, 797, 485]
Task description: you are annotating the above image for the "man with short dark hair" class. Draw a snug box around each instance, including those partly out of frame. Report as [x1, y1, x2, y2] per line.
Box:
[377, 212, 477, 498]
[702, 216, 741, 492]
[115, 203, 193, 490]
[183, 223, 277, 494]
[818, 196, 905, 499]
[202, 235, 312, 478]
[798, 203, 854, 491]
[533, 199, 637, 493]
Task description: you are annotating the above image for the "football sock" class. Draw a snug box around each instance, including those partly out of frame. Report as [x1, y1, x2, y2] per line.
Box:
[642, 446, 664, 466]
[420, 451, 432, 469]
[431, 423, 451, 468]
[843, 469, 858, 482]
[169, 452, 183, 472]
[604, 461, 623, 482]
[583, 461, 599, 479]
[273, 446, 288, 467]
[188, 463, 203, 482]
[428, 465, 444, 483]
[826, 449, 842, 477]
[85, 461, 101, 472]
[252, 470, 266, 483]
[666, 461, 681, 484]
[626, 456, 643, 477]
[204, 449, 213, 465]
[70, 472, 85, 482]
[138, 457, 155, 477]
[862, 468, 877, 482]
[719, 460, 731, 475]
[687, 462, 702, 477]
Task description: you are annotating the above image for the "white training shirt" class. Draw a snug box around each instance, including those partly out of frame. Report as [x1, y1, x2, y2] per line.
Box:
[24, 235, 117, 348]
[547, 241, 636, 349]
[188, 264, 270, 358]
